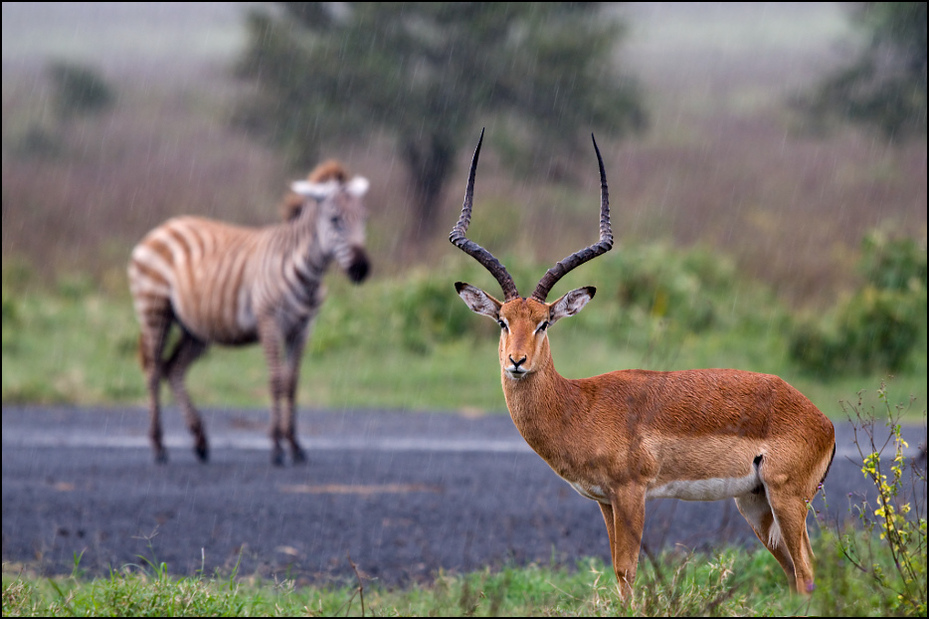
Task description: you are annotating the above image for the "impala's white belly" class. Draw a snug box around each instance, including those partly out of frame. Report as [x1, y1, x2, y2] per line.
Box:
[645, 471, 761, 501]
[567, 481, 610, 502]
[567, 472, 762, 503]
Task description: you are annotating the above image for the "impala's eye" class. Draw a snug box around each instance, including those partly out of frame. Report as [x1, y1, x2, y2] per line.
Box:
[497, 319, 508, 332]
[536, 321, 549, 334]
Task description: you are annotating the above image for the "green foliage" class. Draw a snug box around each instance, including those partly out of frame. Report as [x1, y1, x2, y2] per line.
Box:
[828, 384, 928, 617]
[237, 2, 644, 162]
[9, 61, 117, 158]
[2, 263, 140, 405]
[304, 272, 470, 357]
[795, 2, 927, 140]
[604, 244, 739, 334]
[563, 243, 785, 363]
[860, 230, 928, 292]
[235, 2, 645, 240]
[11, 125, 63, 159]
[6, 242, 926, 412]
[311, 243, 770, 358]
[46, 60, 115, 122]
[2, 564, 251, 618]
[789, 231, 927, 376]
[8, 533, 927, 616]
[834, 286, 924, 371]
[395, 271, 482, 354]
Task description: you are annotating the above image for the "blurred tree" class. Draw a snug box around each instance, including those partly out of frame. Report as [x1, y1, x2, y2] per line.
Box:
[13, 61, 116, 158]
[235, 2, 645, 244]
[797, 2, 927, 141]
[47, 61, 116, 122]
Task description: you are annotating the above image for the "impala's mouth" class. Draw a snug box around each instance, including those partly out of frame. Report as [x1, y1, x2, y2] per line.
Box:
[505, 367, 528, 380]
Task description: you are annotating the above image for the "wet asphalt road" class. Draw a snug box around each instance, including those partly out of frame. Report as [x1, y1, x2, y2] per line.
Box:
[2, 406, 925, 587]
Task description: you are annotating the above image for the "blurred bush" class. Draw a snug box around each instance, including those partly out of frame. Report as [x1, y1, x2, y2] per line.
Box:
[10, 61, 116, 159]
[790, 231, 928, 376]
[312, 234, 927, 379]
[567, 243, 785, 357]
[309, 259, 502, 356]
[47, 61, 115, 122]
[309, 243, 779, 357]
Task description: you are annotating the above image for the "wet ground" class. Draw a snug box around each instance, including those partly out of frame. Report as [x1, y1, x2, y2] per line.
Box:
[2, 406, 925, 587]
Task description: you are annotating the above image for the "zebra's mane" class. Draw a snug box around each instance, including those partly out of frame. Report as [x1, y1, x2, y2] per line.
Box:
[308, 160, 349, 184]
[281, 160, 350, 222]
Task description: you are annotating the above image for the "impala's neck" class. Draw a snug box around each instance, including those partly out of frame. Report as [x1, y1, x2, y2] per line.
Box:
[500, 347, 586, 456]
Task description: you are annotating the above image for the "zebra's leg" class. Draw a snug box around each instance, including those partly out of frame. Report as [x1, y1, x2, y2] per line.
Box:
[164, 329, 210, 462]
[258, 316, 287, 466]
[137, 303, 173, 464]
[282, 324, 310, 464]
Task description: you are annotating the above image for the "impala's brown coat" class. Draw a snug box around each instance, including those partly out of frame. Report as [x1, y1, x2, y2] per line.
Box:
[451, 131, 836, 601]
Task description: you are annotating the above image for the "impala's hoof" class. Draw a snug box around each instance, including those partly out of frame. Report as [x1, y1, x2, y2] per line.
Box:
[271, 449, 285, 467]
[154, 450, 168, 465]
[292, 447, 307, 465]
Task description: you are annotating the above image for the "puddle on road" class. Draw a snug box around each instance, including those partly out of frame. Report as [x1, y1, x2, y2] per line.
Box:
[279, 483, 443, 495]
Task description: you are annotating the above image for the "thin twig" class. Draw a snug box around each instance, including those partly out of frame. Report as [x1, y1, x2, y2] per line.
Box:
[347, 552, 366, 617]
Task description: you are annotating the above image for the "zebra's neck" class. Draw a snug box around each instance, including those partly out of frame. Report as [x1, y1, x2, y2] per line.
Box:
[284, 204, 333, 277]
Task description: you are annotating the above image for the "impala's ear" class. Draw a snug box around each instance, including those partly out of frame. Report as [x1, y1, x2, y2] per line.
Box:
[455, 282, 502, 319]
[549, 286, 596, 324]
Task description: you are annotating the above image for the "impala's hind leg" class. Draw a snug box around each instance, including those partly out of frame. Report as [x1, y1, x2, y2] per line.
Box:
[137, 300, 173, 464]
[765, 488, 816, 593]
[164, 329, 209, 462]
[735, 490, 798, 590]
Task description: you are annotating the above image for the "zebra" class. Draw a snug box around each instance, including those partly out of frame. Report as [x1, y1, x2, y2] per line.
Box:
[128, 160, 371, 465]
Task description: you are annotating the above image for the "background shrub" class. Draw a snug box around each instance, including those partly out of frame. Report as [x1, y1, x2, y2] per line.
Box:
[790, 232, 928, 376]
[46, 61, 115, 121]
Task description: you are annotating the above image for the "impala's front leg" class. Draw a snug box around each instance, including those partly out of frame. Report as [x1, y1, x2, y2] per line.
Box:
[598, 502, 619, 577]
[607, 485, 647, 601]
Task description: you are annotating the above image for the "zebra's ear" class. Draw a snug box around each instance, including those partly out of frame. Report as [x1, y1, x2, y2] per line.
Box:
[346, 176, 370, 197]
[290, 180, 339, 201]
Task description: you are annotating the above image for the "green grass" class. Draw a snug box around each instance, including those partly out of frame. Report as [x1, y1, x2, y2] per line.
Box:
[2, 247, 926, 420]
[2, 528, 923, 617]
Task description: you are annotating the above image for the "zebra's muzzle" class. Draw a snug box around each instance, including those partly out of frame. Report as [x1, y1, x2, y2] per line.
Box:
[345, 247, 370, 283]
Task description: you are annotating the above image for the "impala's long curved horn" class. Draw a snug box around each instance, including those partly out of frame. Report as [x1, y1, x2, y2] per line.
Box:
[531, 134, 613, 302]
[449, 128, 520, 301]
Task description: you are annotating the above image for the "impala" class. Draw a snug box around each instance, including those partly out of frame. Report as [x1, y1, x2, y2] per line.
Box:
[450, 130, 836, 600]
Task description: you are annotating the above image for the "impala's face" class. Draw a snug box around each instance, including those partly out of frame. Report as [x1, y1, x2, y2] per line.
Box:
[496, 298, 552, 380]
[455, 283, 595, 381]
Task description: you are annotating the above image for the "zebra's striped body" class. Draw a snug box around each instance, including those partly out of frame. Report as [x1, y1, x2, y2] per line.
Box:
[128, 161, 370, 465]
